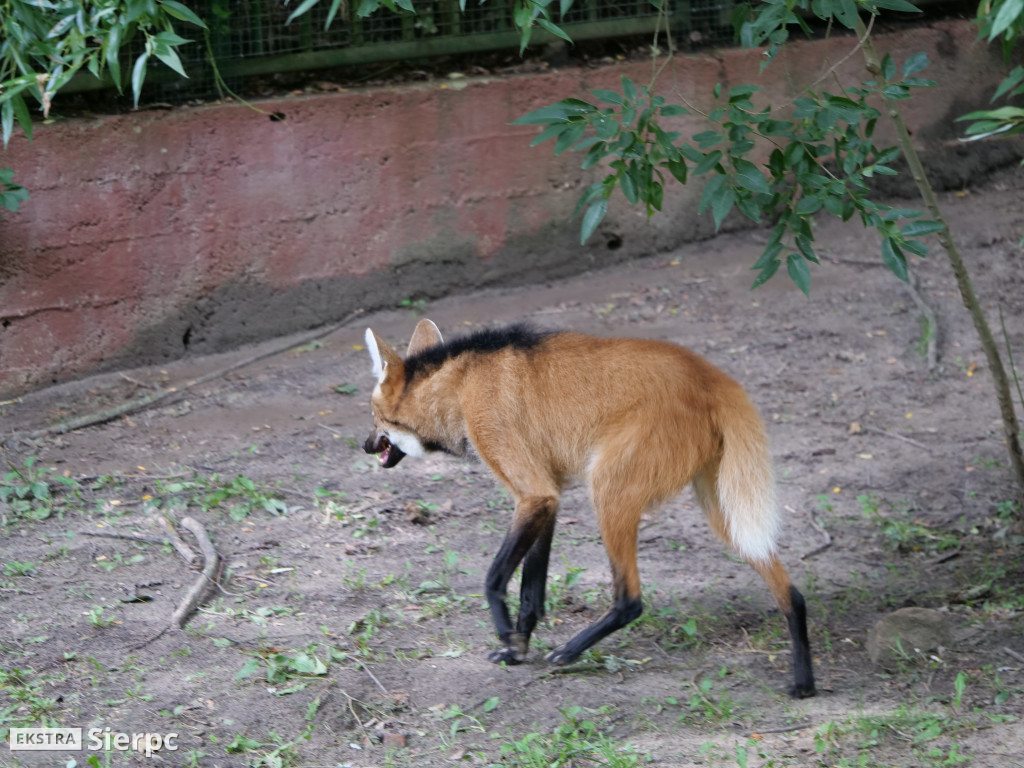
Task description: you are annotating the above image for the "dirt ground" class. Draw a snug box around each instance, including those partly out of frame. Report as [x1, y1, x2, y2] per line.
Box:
[2, 167, 1024, 768]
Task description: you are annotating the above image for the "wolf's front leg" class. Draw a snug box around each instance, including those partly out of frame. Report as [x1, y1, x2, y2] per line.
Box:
[484, 496, 558, 664]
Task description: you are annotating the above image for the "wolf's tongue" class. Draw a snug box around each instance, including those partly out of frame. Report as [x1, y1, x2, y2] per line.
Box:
[378, 445, 391, 465]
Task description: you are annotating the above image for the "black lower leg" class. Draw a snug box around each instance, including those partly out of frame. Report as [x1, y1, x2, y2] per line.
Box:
[485, 501, 556, 664]
[546, 594, 643, 666]
[485, 532, 533, 662]
[516, 517, 556, 642]
[785, 585, 816, 698]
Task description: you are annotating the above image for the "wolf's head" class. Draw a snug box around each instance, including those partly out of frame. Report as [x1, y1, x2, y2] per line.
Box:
[362, 318, 445, 468]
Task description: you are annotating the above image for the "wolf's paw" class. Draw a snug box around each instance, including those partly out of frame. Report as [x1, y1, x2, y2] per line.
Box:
[788, 682, 817, 699]
[487, 647, 526, 665]
[544, 646, 581, 666]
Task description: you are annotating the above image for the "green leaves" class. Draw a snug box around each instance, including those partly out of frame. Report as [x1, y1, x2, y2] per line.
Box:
[517, 45, 946, 294]
[981, 0, 1024, 40]
[731, 158, 770, 194]
[787, 253, 811, 296]
[158, 0, 207, 28]
[901, 51, 930, 76]
[1, 0, 205, 130]
[900, 219, 944, 238]
[512, 99, 598, 125]
[515, 76, 690, 243]
[0, 169, 30, 217]
[580, 198, 608, 245]
[287, 0, 326, 25]
[881, 237, 909, 282]
[131, 53, 150, 107]
[958, 65, 1024, 141]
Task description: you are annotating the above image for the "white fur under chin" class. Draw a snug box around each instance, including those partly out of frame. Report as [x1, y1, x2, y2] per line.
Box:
[388, 428, 426, 458]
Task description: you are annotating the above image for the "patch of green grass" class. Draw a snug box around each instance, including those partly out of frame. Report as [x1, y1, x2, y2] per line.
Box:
[0, 666, 62, 739]
[346, 608, 392, 658]
[225, 724, 313, 767]
[858, 494, 960, 553]
[398, 297, 428, 315]
[545, 557, 587, 613]
[624, 592, 735, 654]
[812, 672, 1009, 768]
[644, 668, 747, 730]
[153, 473, 288, 521]
[495, 706, 643, 768]
[2, 560, 36, 577]
[236, 646, 330, 689]
[85, 605, 116, 628]
[1, 455, 80, 525]
[93, 551, 145, 572]
[681, 667, 742, 726]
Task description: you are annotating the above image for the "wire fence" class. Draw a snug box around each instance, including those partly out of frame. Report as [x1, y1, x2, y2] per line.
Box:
[118, 0, 737, 103]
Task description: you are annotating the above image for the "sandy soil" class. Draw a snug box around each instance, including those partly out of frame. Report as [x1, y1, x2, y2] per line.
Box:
[2, 167, 1024, 767]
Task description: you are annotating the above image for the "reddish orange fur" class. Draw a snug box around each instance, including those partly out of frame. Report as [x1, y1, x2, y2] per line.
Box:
[363, 320, 815, 696]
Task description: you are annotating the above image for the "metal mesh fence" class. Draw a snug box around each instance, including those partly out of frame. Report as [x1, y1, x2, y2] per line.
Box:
[121, 0, 737, 103]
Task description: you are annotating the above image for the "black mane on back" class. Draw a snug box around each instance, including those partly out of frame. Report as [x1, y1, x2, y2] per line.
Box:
[403, 323, 555, 382]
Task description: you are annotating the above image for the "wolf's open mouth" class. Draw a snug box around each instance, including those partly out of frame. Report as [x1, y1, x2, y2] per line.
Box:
[377, 436, 406, 468]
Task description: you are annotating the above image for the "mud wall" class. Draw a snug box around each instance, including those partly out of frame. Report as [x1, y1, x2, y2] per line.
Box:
[1, 20, 1019, 397]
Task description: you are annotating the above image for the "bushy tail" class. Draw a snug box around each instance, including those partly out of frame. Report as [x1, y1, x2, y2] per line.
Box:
[711, 394, 780, 564]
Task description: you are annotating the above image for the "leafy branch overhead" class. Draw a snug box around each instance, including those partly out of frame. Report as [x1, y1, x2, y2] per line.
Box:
[515, 49, 942, 295]
[957, 0, 1024, 142]
[0, 0, 207, 149]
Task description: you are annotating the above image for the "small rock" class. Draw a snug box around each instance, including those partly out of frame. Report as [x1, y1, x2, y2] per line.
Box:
[382, 731, 406, 749]
[867, 607, 951, 664]
[404, 500, 430, 525]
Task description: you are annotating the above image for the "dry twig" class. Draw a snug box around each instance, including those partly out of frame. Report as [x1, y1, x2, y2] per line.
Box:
[129, 516, 221, 649]
[79, 528, 166, 546]
[1003, 646, 1024, 666]
[795, 510, 832, 561]
[158, 516, 199, 566]
[746, 722, 813, 737]
[866, 426, 932, 451]
[8, 308, 364, 443]
[169, 516, 220, 630]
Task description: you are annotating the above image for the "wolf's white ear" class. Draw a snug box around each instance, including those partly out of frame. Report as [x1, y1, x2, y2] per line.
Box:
[365, 327, 386, 382]
[407, 318, 444, 357]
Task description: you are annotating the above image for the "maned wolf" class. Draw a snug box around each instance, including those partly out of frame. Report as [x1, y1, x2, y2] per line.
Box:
[362, 319, 815, 698]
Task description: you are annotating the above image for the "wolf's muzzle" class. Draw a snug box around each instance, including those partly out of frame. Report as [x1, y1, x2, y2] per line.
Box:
[364, 431, 406, 468]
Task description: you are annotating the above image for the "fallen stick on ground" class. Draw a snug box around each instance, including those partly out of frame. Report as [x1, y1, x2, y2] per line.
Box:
[157, 516, 199, 566]
[79, 528, 167, 546]
[1004, 646, 1024, 666]
[129, 516, 221, 649]
[168, 516, 220, 630]
[80, 522, 199, 567]
[358, 661, 390, 696]
[746, 722, 813, 737]
[798, 512, 833, 561]
[7, 308, 364, 443]
[866, 426, 932, 451]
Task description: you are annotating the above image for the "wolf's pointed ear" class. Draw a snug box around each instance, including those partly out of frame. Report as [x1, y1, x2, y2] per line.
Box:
[407, 318, 444, 357]
[365, 328, 403, 385]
